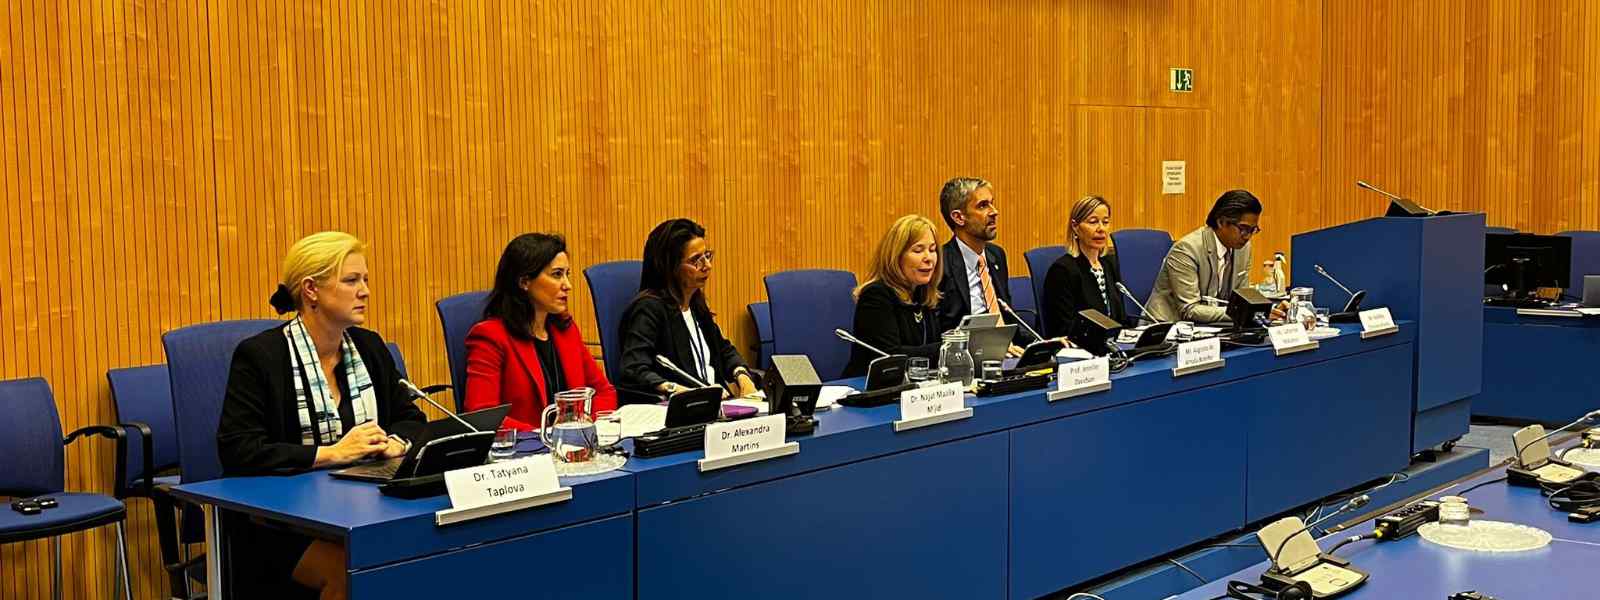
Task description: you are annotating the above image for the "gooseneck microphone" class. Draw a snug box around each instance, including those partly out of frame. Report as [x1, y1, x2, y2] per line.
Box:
[996, 297, 1044, 343]
[834, 328, 890, 358]
[399, 379, 479, 432]
[655, 355, 711, 388]
[1269, 495, 1371, 571]
[1314, 264, 1356, 298]
[1115, 282, 1163, 325]
[1355, 180, 1405, 201]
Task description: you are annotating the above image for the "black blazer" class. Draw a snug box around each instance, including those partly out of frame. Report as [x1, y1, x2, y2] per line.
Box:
[1042, 252, 1133, 338]
[936, 238, 1033, 341]
[618, 294, 748, 393]
[217, 323, 427, 477]
[843, 281, 943, 378]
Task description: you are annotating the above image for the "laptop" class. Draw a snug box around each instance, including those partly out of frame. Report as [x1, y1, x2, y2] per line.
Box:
[959, 317, 1018, 364]
[330, 404, 511, 483]
[1583, 275, 1600, 307]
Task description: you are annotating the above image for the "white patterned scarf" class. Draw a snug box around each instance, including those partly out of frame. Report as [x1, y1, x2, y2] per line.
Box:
[284, 316, 377, 445]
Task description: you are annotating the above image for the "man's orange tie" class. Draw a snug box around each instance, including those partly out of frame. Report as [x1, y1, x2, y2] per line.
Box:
[978, 253, 1000, 314]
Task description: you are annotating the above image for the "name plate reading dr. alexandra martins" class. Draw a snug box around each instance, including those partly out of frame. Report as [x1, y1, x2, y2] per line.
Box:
[697, 414, 800, 473]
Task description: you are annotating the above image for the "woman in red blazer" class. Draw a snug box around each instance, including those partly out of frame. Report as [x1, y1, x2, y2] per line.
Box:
[465, 233, 617, 430]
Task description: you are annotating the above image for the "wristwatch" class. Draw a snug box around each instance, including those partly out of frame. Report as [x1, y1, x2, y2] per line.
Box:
[387, 434, 411, 452]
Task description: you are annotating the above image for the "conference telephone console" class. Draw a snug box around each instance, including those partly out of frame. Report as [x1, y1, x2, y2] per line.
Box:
[1257, 516, 1368, 599]
[838, 354, 916, 408]
[633, 386, 726, 458]
[1506, 424, 1592, 488]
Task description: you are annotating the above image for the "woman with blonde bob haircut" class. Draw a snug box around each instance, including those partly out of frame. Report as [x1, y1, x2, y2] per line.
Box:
[1042, 195, 1134, 338]
[843, 215, 945, 377]
[217, 231, 425, 600]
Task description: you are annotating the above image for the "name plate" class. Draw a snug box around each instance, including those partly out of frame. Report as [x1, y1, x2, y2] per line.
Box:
[1172, 337, 1224, 377]
[1359, 307, 1398, 339]
[1049, 356, 1111, 402]
[1267, 323, 1319, 356]
[893, 381, 973, 432]
[437, 455, 571, 526]
[697, 414, 799, 472]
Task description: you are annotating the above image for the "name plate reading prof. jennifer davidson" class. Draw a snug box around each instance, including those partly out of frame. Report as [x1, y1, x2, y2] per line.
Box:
[1049, 356, 1111, 402]
[697, 414, 799, 473]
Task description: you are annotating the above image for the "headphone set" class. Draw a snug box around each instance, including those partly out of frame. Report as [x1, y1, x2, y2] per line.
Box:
[1225, 580, 1313, 600]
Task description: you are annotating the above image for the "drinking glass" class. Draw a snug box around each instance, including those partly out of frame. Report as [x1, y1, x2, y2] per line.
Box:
[490, 427, 518, 462]
[907, 357, 934, 384]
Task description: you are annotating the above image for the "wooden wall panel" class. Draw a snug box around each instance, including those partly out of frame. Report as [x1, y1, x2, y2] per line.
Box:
[1, 1, 1329, 597]
[1323, 0, 1600, 234]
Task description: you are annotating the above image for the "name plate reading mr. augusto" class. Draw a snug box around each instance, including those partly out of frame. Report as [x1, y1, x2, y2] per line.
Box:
[1172, 337, 1224, 377]
[893, 381, 973, 432]
[1050, 356, 1111, 402]
[698, 413, 799, 473]
[437, 454, 571, 526]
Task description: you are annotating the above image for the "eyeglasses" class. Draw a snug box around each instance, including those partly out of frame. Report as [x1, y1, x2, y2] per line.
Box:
[1230, 221, 1262, 236]
[684, 250, 715, 270]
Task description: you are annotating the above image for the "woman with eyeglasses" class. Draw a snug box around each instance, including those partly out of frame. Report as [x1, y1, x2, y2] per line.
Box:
[463, 233, 618, 431]
[618, 218, 757, 399]
[1145, 189, 1273, 324]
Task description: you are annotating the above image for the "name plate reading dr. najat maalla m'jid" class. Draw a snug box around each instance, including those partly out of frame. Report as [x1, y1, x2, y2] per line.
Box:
[697, 414, 800, 473]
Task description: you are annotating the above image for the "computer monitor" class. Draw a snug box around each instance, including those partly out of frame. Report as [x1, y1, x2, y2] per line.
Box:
[1485, 233, 1571, 299]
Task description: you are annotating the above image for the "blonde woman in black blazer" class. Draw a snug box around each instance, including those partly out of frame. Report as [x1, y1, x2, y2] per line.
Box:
[1042, 195, 1134, 338]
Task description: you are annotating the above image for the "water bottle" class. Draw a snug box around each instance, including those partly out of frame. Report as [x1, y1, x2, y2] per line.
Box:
[938, 330, 975, 387]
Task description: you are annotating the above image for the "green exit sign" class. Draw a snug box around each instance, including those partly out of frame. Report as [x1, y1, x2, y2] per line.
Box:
[1170, 68, 1193, 92]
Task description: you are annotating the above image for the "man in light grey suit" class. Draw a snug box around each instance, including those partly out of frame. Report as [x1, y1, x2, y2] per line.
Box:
[1145, 190, 1271, 324]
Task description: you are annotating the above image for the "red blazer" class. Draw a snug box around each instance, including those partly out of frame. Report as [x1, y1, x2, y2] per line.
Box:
[463, 317, 618, 431]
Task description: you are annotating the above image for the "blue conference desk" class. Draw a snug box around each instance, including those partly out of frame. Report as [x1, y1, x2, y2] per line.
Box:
[175, 324, 1416, 600]
[623, 324, 1417, 600]
[169, 468, 634, 599]
[1175, 453, 1600, 600]
[1476, 306, 1600, 424]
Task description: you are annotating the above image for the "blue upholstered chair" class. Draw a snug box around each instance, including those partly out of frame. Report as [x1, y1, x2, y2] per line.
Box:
[583, 260, 644, 384]
[434, 290, 490, 409]
[764, 269, 858, 381]
[748, 302, 776, 370]
[1023, 246, 1068, 318]
[1007, 276, 1040, 334]
[162, 319, 282, 484]
[1111, 228, 1175, 318]
[108, 364, 207, 598]
[1, 377, 135, 599]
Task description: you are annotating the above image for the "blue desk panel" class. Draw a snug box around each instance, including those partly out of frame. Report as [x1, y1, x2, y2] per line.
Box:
[1009, 381, 1249, 599]
[172, 469, 634, 570]
[349, 513, 632, 597]
[635, 432, 1008, 600]
[1244, 344, 1414, 520]
[1478, 306, 1600, 424]
[623, 325, 1414, 508]
[1009, 342, 1415, 598]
